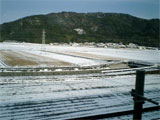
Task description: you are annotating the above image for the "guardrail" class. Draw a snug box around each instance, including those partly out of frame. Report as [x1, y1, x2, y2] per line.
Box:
[69, 106, 160, 120]
[69, 70, 159, 120]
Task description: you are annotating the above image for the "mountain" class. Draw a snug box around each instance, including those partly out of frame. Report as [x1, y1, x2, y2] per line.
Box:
[0, 12, 159, 47]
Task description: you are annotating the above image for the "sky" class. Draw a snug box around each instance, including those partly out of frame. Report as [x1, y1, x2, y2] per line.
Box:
[0, 0, 159, 24]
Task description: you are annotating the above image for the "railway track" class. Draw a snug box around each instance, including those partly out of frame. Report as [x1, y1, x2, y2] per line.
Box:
[0, 65, 159, 77]
[0, 74, 159, 120]
[0, 91, 159, 120]
[0, 90, 159, 120]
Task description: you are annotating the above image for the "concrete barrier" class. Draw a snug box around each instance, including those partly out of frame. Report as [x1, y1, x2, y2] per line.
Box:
[0, 69, 102, 76]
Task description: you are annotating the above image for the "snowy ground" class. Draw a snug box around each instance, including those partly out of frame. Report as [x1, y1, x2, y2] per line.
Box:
[0, 42, 159, 120]
[0, 42, 159, 67]
[101, 110, 160, 120]
[0, 74, 159, 120]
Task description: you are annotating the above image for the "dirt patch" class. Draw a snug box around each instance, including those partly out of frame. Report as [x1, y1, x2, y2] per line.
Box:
[15, 51, 73, 67]
[67, 51, 125, 61]
[109, 63, 129, 69]
[0, 50, 73, 67]
[0, 51, 38, 66]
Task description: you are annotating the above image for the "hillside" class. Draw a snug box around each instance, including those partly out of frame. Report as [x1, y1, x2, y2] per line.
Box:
[0, 12, 159, 47]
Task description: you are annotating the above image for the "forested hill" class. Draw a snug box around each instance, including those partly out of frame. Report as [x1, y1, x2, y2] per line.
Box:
[0, 12, 159, 47]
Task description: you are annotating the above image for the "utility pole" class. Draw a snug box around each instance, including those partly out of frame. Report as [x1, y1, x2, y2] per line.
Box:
[42, 29, 46, 45]
[41, 29, 46, 53]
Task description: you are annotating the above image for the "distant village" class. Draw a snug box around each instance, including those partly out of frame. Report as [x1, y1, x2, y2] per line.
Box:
[3, 40, 158, 50]
[50, 42, 158, 50]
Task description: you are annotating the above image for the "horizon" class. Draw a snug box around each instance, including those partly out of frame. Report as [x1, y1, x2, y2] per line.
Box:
[0, 0, 159, 24]
[1, 11, 159, 25]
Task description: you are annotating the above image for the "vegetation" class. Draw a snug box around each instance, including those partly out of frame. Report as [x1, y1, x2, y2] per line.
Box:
[0, 12, 159, 47]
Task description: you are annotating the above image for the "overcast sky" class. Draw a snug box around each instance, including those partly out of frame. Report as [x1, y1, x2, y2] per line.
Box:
[0, 0, 159, 24]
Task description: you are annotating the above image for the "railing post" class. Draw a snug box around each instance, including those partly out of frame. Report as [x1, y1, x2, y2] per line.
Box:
[133, 70, 145, 120]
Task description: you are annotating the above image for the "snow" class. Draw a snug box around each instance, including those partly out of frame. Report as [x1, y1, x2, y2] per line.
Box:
[55, 69, 62, 71]
[0, 42, 108, 67]
[74, 28, 85, 34]
[27, 50, 106, 67]
[0, 74, 159, 120]
[84, 48, 160, 64]
[0, 42, 159, 119]
[0, 42, 159, 68]
[101, 110, 160, 120]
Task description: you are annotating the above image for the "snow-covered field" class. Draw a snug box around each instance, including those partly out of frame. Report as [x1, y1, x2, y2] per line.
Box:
[0, 42, 159, 120]
[0, 42, 159, 67]
[0, 74, 159, 120]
